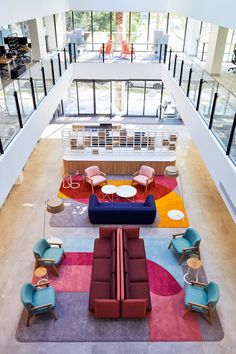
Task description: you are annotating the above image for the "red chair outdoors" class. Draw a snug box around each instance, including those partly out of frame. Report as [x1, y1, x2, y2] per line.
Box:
[120, 40, 136, 58]
[99, 40, 113, 59]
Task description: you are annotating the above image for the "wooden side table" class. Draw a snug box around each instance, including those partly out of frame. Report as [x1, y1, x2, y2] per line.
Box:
[34, 266, 48, 286]
[183, 257, 202, 284]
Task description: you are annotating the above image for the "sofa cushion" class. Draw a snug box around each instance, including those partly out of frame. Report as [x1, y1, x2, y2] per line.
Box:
[112, 231, 116, 250]
[128, 259, 148, 282]
[110, 273, 116, 299]
[124, 251, 129, 273]
[126, 239, 146, 259]
[89, 281, 110, 311]
[93, 238, 112, 259]
[92, 259, 111, 281]
[129, 281, 152, 311]
[125, 273, 130, 299]
[111, 250, 116, 273]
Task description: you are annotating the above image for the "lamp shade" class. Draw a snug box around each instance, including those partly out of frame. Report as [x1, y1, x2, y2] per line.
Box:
[164, 165, 179, 178]
[46, 198, 64, 214]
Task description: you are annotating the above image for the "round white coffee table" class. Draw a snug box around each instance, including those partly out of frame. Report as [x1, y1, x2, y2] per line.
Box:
[101, 184, 117, 201]
[116, 185, 137, 202]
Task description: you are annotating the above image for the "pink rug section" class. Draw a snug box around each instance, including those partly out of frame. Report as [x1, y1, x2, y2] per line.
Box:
[49, 265, 92, 292]
[62, 252, 93, 265]
[147, 260, 182, 296]
[148, 290, 203, 341]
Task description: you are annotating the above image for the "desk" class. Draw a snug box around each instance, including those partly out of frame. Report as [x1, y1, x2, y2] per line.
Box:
[0, 56, 12, 78]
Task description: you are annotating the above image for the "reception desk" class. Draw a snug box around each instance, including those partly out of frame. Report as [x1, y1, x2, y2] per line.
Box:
[63, 152, 176, 175]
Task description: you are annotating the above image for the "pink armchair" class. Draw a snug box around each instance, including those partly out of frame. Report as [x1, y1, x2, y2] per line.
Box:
[131, 165, 155, 194]
[84, 166, 107, 193]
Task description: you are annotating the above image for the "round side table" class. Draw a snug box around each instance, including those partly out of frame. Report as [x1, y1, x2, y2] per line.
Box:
[183, 257, 202, 285]
[101, 184, 117, 201]
[34, 266, 48, 286]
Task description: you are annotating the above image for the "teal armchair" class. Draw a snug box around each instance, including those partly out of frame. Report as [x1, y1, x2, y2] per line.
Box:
[33, 239, 65, 276]
[20, 282, 57, 327]
[168, 228, 201, 264]
[183, 281, 220, 324]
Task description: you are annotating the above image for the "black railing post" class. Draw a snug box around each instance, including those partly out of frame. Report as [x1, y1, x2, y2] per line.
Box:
[168, 49, 172, 70]
[73, 43, 76, 62]
[14, 91, 23, 128]
[29, 77, 37, 110]
[68, 43, 72, 63]
[41, 67, 47, 96]
[0, 138, 4, 154]
[102, 43, 105, 63]
[186, 68, 193, 97]
[164, 44, 168, 64]
[58, 53, 62, 76]
[173, 54, 178, 78]
[201, 42, 206, 61]
[64, 48, 67, 70]
[50, 59, 55, 85]
[226, 113, 236, 155]
[179, 60, 184, 86]
[159, 44, 162, 63]
[131, 43, 134, 63]
[196, 78, 204, 111]
[209, 93, 218, 129]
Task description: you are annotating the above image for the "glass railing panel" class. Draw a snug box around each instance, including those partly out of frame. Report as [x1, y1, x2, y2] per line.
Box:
[27, 63, 45, 105]
[14, 80, 34, 123]
[211, 86, 235, 151]
[51, 54, 60, 82]
[229, 128, 236, 165]
[174, 58, 181, 83]
[181, 61, 191, 94]
[0, 85, 21, 149]
[188, 68, 201, 107]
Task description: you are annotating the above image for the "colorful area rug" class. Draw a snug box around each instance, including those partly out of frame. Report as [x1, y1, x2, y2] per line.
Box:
[16, 237, 223, 342]
[55, 175, 189, 228]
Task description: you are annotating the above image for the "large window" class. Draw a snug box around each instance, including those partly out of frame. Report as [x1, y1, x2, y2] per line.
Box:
[168, 13, 187, 52]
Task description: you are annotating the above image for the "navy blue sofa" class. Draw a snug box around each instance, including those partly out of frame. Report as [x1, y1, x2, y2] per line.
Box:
[88, 194, 157, 224]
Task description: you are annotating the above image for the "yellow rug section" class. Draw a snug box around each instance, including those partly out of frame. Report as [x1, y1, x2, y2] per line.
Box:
[155, 191, 189, 228]
[58, 191, 69, 199]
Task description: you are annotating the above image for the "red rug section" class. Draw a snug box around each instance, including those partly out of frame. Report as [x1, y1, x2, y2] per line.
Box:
[147, 259, 182, 296]
[148, 290, 203, 341]
[59, 175, 177, 203]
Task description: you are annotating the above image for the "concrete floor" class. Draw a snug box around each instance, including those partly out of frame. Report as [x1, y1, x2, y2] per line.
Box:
[0, 123, 236, 354]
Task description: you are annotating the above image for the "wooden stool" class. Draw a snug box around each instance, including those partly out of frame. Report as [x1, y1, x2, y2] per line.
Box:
[183, 257, 202, 284]
[34, 266, 48, 286]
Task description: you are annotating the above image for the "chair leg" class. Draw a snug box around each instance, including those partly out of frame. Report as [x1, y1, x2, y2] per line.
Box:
[48, 307, 57, 321]
[145, 184, 148, 194]
[178, 252, 185, 265]
[52, 264, 59, 276]
[208, 309, 212, 325]
[183, 306, 191, 319]
[26, 311, 31, 327]
[168, 240, 172, 249]
[91, 184, 94, 194]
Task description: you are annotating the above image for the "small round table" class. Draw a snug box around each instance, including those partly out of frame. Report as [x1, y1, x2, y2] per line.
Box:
[62, 171, 80, 189]
[47, 237, 63, 247]
[168, 209, 185, 220]
[101, 184, 117, 201]
[34, 266, 48, 286]
[183, 257, 202, 284]
[116, 185, 137, 202]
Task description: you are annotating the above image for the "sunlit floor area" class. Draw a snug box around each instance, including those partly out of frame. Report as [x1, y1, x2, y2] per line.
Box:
[0, 122, 236, 353]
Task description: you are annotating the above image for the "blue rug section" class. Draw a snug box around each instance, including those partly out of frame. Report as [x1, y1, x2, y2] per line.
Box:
[144, 238, 184, 287]
[60, 236, 95, 252]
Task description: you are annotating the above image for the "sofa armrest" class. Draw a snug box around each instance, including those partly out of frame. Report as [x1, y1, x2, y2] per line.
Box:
[94, 299, 120, 318]
[89, 194, 100, 206]
[99, 227, 117, 239]
[121, 299, 147, 318]
[144, 194, 155, 207]
[122, 227, 140, 239]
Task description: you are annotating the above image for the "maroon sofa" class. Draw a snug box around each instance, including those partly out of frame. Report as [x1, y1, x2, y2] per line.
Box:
[88, 227, 120, 318]
[89, 227, 151, 318]
[120, 227, 152, 318]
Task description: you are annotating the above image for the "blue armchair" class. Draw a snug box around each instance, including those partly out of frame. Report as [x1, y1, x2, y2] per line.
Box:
[33, 239, 65, 276]
[20, 282, 57, 327]
[183, 281, 220, 324]
[168, 227, 201, 264]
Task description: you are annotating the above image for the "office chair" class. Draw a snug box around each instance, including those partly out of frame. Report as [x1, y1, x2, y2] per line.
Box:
[228, 48, 236, 73]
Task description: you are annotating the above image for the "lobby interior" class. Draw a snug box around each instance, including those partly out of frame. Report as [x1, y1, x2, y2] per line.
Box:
[1, 1, 236, 353]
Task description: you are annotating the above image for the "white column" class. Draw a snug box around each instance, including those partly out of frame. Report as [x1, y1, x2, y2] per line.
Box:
[54, 13, 67, 49]
[27, 18, 47, 61]
[184, 18, 201, 56]
[44, 15, 57, 51]
[205, 25, 228, 75]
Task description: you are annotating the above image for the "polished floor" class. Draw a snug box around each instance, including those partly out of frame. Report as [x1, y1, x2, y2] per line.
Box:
[0, 123, 236, 353]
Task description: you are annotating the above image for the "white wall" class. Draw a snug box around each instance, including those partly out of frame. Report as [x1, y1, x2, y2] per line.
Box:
[1, 0, 236, 31]
[0, 65, 73, 208]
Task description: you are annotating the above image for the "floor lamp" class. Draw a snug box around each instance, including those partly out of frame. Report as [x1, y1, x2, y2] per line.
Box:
[43, 198, 64, 239]
[164, 165, 185, 220]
